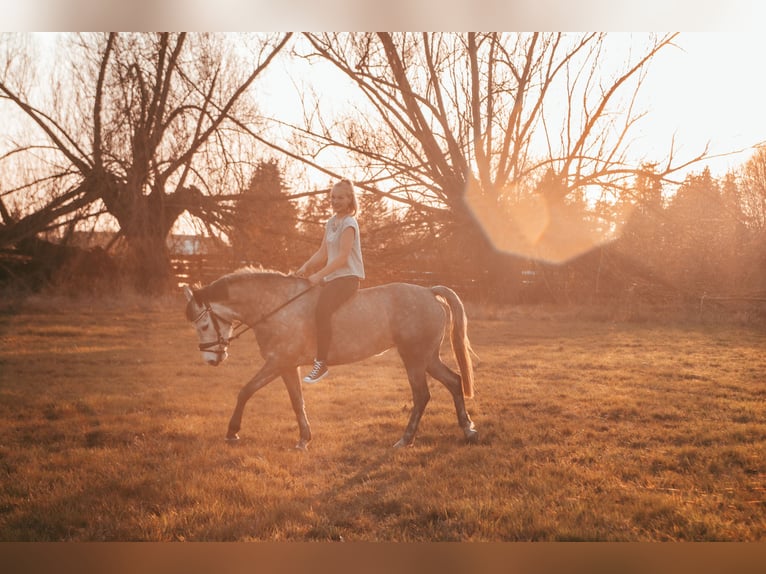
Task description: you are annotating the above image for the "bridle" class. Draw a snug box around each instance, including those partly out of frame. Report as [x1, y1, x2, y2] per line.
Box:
[192, 301, 233, 354]
[192, 285, 316, 354]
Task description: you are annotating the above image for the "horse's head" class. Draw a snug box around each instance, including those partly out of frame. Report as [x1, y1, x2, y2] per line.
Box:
[183, 284, 234, 366]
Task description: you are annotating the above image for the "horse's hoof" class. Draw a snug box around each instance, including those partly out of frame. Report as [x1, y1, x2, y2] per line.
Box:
[294, 441, 309, 451]
[393, 438, 413, 449]
[225, 434, 240, 443]
[465, 429, 479, 444]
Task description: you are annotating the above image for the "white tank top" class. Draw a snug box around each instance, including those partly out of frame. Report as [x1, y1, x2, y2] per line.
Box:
[324, 214, 365, 281]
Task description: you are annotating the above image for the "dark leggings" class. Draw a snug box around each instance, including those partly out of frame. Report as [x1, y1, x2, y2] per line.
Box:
[315, 275, 360, 362]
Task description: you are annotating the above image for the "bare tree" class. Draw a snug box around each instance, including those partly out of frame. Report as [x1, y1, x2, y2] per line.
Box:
[740, 145, 766, 231]
[274, 33, 707, 291]
[0, 32, 292, 292]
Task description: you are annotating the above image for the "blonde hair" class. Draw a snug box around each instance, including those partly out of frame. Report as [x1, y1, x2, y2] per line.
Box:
[332, 179, 358, 216]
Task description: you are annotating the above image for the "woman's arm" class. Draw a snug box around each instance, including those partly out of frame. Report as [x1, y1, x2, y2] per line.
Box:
[295, 236, 328, 277]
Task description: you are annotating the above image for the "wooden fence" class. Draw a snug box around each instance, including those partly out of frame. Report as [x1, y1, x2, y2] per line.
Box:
[172, 254, 539, 303]
[172, 254, 237, 286]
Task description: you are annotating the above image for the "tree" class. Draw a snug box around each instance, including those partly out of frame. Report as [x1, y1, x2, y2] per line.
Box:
[230, 159, 300, 270]
[663, 168, 748, 294]
[738, 146, 766, 293]
[615, 163, 666, 268]
[0, 32, 292, 292]
[740, 145, 766, 231]
[270, 33, 707, 298]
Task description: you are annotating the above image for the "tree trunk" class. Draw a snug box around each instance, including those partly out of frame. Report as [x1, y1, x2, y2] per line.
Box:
[103, 181, 185, 294]
[123, 231, 174, 294]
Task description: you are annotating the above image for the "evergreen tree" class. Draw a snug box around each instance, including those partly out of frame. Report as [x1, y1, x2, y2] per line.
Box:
[617, 163, 666, 273]
[664, 168, 737, 294]
[231, 160, 300, 271]
[297, 187, 330, 254]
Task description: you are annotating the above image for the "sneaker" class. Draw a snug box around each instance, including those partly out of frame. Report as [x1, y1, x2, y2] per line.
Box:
[303, 360, 328, 384]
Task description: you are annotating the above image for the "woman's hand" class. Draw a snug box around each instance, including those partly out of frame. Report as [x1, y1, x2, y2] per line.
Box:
[307, 272, 324, 286]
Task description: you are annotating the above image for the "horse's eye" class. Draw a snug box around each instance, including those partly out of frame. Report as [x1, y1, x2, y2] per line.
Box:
[201, 324, 209, 332]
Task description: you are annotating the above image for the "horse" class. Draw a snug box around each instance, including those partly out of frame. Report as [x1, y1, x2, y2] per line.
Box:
[182, 268, 478, 450]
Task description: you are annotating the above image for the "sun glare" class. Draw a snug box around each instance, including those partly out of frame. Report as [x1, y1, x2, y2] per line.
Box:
[464, 179, 622, 264]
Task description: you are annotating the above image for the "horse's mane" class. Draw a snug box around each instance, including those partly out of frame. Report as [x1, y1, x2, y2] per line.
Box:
[191, 266, 300, 307]
[226, 265, 291, 280]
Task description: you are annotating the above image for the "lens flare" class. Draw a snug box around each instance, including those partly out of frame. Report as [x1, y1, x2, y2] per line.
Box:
[464, 179, 628, 264]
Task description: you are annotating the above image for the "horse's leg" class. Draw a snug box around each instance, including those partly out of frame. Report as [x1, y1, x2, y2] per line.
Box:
[427, 355, 478, 444]
[226, 360, 281, 441]
[281, 367, 312, 451]
[394, 356, 430, 448]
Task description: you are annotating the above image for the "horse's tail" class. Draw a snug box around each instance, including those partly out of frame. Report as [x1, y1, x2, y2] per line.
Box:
[431, 285, 475, 399]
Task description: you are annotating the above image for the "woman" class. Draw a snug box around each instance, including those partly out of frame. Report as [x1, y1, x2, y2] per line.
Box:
[295, 179, 365, 384]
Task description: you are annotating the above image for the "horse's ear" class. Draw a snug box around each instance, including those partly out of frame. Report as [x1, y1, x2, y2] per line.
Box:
[182, 285, 195, 302]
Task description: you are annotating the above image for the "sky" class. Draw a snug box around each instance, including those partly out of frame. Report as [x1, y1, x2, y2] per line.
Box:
[253, 32, 766, 182]
[8, 31, 766, 184]
[4, 6, 765, 251]
[633, 33, 766, 177]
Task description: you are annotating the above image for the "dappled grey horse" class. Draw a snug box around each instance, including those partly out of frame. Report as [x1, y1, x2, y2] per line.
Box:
[183, 268, 478, 449]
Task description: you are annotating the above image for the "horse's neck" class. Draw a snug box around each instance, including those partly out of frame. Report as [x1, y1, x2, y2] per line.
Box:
[230, 274, 308, 319]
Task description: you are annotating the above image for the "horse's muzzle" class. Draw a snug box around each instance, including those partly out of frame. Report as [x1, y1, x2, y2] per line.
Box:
[202, 349, 227, 366]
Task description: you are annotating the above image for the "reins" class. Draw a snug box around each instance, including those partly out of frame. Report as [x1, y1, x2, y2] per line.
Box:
[226, 284, 316, 343]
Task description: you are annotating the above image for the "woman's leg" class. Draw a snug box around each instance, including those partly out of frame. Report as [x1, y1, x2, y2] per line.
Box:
[315, 276, 360, 362]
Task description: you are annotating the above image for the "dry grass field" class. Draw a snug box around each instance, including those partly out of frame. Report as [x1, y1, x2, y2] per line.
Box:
[0, 294, 764, 541]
